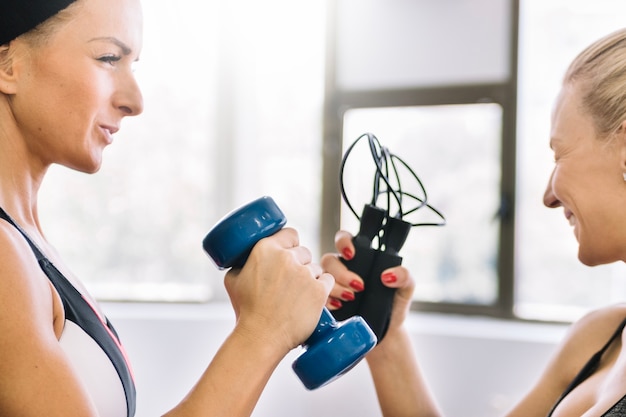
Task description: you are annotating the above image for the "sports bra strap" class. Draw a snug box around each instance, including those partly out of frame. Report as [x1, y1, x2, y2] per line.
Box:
[0, 205, 136, 416]
[548, 316, 626, 417]
[0, 206, 47, 262]
[597, 317, 626, 357]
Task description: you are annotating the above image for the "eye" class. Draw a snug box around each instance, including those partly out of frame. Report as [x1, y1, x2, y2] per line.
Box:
[97, 54, 122, 65]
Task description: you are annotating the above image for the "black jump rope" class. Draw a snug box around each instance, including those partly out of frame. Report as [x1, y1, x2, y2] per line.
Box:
[333, 132, 446, 341]
[202, 132, 446, 389]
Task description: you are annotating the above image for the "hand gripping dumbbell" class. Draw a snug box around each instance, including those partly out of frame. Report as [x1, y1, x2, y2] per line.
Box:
[202, 196, 377, 390]
[331, 204, 411, 342]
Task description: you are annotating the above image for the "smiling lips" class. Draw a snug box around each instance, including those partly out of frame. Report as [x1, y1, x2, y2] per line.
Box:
[565, 209, 576, 226]
[100, 125, 119, 143]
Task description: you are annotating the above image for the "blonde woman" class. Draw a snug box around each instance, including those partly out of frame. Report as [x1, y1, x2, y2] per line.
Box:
[323, 28, 626, 417]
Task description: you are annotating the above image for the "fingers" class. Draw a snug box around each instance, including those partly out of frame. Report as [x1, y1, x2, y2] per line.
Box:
[316, 272, 335, 296]
[334, 230, 356, 260]
[326, 228, 416, 323]
[224, 227, 333, 351]
[320, 251, 363, 310]
[322, 230, 362, 310]
[326, 228, 363, 283]
[378, 265, 415, 339]
[380, 265, 414, 290]
[257, 227, 304, 250]
[307, 261, 334, 297]
[382, 265, 415, 307]
[322, 228, 418, 344]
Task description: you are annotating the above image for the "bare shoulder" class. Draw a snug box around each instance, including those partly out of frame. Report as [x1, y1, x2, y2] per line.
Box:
[0, 217, 64, 351]
[0, 220, 97, 416]
[549, 304, 626, 383]
[505, 304, 626, 417]
[565, 304, 626, 347]
[0, 220, 53, 311]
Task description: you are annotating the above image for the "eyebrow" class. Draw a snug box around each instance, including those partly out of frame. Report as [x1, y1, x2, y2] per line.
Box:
[88, 36, 132, 56]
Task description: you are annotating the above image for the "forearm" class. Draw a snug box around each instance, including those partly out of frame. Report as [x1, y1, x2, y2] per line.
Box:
[366, 327, 442, 417]
[163, 325, 288, 417]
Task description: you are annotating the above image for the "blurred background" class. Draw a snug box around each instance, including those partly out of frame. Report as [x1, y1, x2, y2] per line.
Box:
[38, 0, 626, 415]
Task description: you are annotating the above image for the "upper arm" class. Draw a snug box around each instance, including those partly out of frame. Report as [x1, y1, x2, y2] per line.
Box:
[0, 223, 99, 417]
[505, 305, 626, 417]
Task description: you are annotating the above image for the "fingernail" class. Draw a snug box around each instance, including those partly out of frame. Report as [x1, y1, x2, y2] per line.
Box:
[349, 279, 364, 292]
[382, 272, 397, 284]
[341, 291, 355, 301]
[342, 248, 354, 260]
[330, 298, 343, 308]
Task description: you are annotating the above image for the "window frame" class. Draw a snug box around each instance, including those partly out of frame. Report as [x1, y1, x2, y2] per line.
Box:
[320, 0, 521, 319]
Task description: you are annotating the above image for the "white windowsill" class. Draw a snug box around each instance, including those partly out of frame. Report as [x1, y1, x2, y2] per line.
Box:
[101, 301, 569, 344]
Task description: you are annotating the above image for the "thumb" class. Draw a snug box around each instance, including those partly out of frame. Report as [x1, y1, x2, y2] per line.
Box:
[381, 266, 414, 294]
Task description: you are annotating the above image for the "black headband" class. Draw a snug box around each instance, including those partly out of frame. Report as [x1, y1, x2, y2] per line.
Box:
[0, 0, 77, 45]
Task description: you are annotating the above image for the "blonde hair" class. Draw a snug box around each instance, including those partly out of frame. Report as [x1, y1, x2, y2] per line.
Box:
[565, 28, 626, 137]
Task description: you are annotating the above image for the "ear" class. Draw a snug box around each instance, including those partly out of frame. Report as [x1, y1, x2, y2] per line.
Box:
[0, 42, 19, 95]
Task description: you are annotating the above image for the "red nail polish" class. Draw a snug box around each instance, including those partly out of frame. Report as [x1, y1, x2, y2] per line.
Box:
[382, 272, 397, 284]
[330, 298, 343, 308]
[341, 291, 355, 301]
[342, 248, 354, 260]
[349, 279, 364, 292]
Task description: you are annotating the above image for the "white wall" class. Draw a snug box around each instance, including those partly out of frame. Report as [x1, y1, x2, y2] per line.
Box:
[335, 0, 512, 90]
[103, 302, 568, 417]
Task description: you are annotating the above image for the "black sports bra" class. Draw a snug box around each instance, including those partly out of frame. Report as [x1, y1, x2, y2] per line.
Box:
[0, 207, 136, 416]
[547, 317, 626, 417]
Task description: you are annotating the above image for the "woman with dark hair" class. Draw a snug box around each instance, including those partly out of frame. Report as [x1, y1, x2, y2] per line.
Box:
[0, 1, 334, 416]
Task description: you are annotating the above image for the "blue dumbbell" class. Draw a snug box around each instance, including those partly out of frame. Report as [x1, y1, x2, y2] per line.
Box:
[202, 196, 377, 390]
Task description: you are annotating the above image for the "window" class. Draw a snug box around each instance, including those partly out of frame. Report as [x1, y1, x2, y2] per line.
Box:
[39, 0, 326, 302]
[39, 0, 626, 320]
[341, 104, 502, 305]
[324, 0, 626, 322]
[321, 0, 516, 318]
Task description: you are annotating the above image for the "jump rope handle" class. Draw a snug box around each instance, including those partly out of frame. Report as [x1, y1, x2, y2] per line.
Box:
[331, 204, 411, 341]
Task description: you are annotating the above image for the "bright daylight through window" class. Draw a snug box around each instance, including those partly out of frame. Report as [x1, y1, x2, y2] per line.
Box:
[342, 104, 502, 306]
[38, 0, 326, 302]
[37, 0, 626, 323]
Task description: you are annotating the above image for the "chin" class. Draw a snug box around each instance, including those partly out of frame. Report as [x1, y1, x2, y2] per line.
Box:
[65, 158, 102, 174]
[577, 255, 599, 267]
[84, 163, 103, 174]
[81, 150, 104, 173]
[578, 247, 616, 267]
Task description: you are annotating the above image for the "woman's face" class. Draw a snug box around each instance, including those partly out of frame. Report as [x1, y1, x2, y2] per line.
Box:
[9, 0, 144, 173]
[544, 83, 626, 265]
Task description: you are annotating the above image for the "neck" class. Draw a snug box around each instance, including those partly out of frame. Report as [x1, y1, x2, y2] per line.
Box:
[0, 115, 48, 232]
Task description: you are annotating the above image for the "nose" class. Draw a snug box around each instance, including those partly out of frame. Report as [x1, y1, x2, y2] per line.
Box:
[115, 72, 144, 117]
[543, 170, 561, 208]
